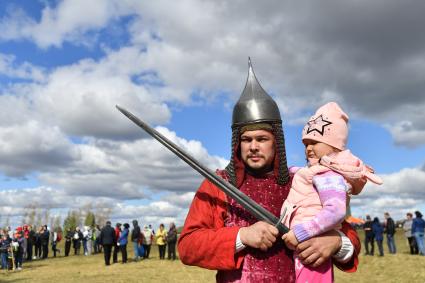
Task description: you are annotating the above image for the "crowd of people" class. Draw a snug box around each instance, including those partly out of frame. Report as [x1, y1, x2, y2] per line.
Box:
[0, 220, 179, 270]
[363, 211, 425, 257]
[98, 220, 178, 266]
[0, 225, 52, 270]
[63, 225, 103, 257]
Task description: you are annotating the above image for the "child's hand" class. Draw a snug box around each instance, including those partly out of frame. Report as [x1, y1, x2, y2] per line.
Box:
[282, 230, 299, 250]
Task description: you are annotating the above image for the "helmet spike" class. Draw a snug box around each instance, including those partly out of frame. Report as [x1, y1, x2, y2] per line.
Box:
[232, 58, 281, 127]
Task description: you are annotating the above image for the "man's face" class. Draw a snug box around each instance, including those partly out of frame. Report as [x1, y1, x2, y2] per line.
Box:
[240, 129, 275, 172]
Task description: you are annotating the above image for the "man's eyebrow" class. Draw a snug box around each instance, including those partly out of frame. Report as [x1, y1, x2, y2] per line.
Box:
[241, 134, 271, 139]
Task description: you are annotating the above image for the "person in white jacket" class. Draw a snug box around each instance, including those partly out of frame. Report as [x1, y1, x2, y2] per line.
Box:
[141, 225, 153, 259]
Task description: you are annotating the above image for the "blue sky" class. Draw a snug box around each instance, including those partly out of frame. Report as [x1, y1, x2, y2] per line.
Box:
[1, 0, 425, 229]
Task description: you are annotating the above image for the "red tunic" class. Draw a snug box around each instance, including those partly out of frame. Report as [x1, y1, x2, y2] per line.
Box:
[178, 172, 360, 282]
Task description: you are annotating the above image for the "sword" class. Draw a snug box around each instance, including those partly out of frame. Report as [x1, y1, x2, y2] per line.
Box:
[116, 105, 289, 234]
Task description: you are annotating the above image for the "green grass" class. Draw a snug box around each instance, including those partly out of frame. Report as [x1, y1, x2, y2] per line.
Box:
[1, 229, 424, 282]
[335, 229, 425, 283]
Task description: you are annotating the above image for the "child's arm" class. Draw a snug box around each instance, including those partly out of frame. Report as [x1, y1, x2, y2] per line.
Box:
[292, 171, 347, 243]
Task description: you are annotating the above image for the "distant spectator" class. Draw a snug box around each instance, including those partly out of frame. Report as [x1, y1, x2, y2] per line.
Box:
[82, 227, 88, 256]
[26, 225, 35, 261]
[64, 228, 73, 257]
[167, 222, 178, 260]
[99, 221, 116, 266]
[51, 230, 61, 257]
[0, 232, 11, 269]
[384, 212, 396, 254]
[34, 226, 43, 259]
[40, 225, 50, 259]
[88, 227, 93, 255]
[142, 225, 154, 259]
[403, 213, 418, 255]
[119, 223, 129, 263]
[131, 220, 141, 261]
[22, 225, 29, 260]
[93, 225, 102, 254]
[73, 227, 83, 255]
[12, 229, 24, 270]
[82, 226, 93, 256]
[364, 215, 374, 255]
[113, 223, 122, 263]
[412, 210, 425, 255]
[156, 224, 167, 260]
[372, 217, 384, 256]
[137, 229, 145, 259]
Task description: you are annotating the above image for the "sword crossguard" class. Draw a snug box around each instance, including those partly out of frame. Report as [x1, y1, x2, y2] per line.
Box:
[275, 207, 289, 234]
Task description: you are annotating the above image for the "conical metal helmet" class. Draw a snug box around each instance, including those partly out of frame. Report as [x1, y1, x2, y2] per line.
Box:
[225, 58, 289, 187]
[232, 58, 281, 127]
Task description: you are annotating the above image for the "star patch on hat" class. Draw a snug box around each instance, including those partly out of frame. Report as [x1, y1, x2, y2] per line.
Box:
[306, 114, 332, 136]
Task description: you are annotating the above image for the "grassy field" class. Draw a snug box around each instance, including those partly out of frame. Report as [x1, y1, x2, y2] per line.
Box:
[1, 229, 424, 283]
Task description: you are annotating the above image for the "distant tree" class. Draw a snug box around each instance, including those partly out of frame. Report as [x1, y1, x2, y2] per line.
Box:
[42, 207, 51, 226]
[94, 205, 112, 227]
[35, 208, 43, 228]
[50, 215, 62, 232]
[84, 211, 96, 228]
[25, 205, 37, 225]
[23, 204, 37, 226]
[63, 210, 80, 232]
[4, 215, 10, 230]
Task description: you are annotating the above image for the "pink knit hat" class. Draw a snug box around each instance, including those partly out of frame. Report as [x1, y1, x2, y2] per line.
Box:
[302, 102, 349, 150]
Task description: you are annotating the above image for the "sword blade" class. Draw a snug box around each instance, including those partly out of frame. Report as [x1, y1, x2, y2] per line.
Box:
[116, 105, 289, 234]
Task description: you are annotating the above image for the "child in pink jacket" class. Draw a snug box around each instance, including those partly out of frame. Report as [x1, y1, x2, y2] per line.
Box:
[281, 102, 383, 283]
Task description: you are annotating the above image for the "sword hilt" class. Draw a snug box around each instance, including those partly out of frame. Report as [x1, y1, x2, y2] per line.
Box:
[275, 207, 289, 234]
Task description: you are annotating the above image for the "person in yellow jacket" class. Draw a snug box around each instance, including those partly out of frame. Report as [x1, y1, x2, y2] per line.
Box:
[156, 224, 167, 260]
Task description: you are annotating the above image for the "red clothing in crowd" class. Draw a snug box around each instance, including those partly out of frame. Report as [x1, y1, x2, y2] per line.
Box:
[24, 227, 30, 239]
[114, 227, 121, 242]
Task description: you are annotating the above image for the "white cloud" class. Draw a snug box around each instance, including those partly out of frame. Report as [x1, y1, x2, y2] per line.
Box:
[129, 0, 425, 147]
[0, 0, 134, 48]
[350, 166, 425, 220]
[0, 93, 35, 126]
[34, 49, 171, 139]
[38, 127, 227, 198]
[114, 200, 190, 228]
[0, 186, 189, 229]
[0, 53, 46, 81]
[0, 47, 172, 140]
[2, 1, 425, 149]
[0, 186, 115, 210]
[0, 121, 75, 176]
[387, 121, 425, 148]
[162, 192, 195, 208]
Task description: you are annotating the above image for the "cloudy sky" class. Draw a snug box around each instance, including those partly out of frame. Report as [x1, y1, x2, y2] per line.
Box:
[1, 0, 425, 229]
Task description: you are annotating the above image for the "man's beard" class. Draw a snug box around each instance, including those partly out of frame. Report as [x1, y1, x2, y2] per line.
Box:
[245, 157, 274, 176]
